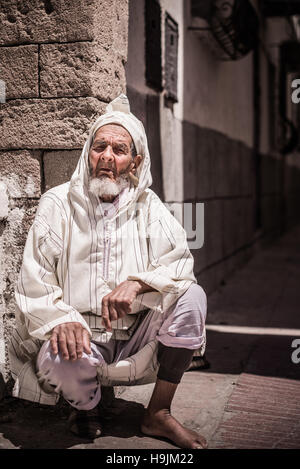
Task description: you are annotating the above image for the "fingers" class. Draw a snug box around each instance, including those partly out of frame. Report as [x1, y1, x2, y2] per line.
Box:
[102, 297, 112, 332]
[74, 326, 84, 359]
[66, 329, 77, 361]
[50, 329, 59, 355]
[58, 331, 69, 360]
[50, 322, 91, 361]
[107, 302, 120, 323]
[101, 291, 133, 332]
[101, 298, 128, 332]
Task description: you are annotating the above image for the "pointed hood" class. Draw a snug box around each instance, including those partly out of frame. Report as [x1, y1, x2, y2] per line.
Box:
[69, 94, 153, 214]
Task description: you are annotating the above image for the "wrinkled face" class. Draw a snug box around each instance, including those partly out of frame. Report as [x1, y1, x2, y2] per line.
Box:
[88, 124, 142, 202]
[89, 124, 135, 181]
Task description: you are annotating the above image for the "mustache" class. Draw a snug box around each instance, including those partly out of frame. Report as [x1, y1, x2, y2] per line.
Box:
[88, 160, 133, 179]
[95, 162, 116, 175]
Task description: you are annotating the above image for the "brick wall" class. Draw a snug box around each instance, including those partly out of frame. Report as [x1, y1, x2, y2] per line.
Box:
[0, 0, 129, 385]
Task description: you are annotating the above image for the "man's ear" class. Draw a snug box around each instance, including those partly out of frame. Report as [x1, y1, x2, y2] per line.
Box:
[131, 154, 142, 173]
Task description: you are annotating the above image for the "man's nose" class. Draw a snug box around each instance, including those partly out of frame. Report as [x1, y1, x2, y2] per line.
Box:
[101, 145, 114, 162]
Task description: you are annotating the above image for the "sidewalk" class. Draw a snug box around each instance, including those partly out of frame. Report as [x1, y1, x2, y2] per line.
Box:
[0, 225, 300, 449]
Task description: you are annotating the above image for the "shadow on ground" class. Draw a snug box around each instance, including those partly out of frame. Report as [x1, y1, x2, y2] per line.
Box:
[0, 396, 146, 449]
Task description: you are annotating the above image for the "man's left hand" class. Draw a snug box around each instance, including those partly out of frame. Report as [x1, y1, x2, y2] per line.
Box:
[101, 280, 154, 332]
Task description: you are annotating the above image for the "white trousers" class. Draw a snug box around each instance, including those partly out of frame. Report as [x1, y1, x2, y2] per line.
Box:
[36, 283, 207, 410]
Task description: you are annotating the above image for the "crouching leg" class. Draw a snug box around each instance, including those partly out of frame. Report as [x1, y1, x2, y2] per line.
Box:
[36, 340, 106, 438]
[141, 283, 208, 449]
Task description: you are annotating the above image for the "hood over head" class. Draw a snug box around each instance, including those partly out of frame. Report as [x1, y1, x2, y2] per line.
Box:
[69, 94, 153, 213]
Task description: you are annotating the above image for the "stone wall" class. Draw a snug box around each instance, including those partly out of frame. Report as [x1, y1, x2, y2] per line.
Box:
[0, 0, 129, 384]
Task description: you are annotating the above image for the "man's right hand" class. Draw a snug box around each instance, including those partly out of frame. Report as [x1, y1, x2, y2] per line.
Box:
[50, 322, 91, 361]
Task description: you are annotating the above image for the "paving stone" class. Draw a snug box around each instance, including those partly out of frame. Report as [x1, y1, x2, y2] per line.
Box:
[211, 373, 300, 448]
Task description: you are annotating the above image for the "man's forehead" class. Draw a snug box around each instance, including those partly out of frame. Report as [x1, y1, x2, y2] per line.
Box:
[94, 124, 132, 143]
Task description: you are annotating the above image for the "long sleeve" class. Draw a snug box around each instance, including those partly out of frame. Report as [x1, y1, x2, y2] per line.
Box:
[127, 193, 197, 313]
[15, 216, 92, 341]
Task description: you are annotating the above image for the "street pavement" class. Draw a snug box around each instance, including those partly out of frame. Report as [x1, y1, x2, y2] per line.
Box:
[0, 225, 300, 449]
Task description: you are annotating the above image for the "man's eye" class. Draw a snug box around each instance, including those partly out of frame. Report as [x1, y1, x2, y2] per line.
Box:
[95, 145, 105, 151]
[115, 147, 127, 154]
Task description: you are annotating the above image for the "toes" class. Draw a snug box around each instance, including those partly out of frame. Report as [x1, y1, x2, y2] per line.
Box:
[196, 438, 208, 449]
[192, 434, 208, 449]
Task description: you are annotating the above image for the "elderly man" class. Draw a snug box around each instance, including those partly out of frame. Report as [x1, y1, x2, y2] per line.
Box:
[9, 95, 207, 449]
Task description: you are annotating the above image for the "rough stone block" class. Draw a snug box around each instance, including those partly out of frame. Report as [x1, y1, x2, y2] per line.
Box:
[0, 0, 129, 55]
[40, 43, 125, 101]
[93, 0, 128, 60]
[0, 98, 105, 149]
[0, 0, 95, 45]
[0, 45, 38, 99]
[0, 151, 41, 198]
[111, 0, 129, 60]
[43, 150, 81, 191]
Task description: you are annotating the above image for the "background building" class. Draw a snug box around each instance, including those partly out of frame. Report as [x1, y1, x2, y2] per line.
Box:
[0, 0, 300, 392]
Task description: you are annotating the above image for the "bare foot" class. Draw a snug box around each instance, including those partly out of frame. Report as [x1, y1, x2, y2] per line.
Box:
[141, 408, 208, 449]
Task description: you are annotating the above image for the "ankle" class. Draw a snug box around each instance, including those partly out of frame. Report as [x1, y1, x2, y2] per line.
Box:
[144, 407, 171, 420]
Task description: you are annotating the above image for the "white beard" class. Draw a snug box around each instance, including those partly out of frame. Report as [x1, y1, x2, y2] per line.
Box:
[88, 174, 130, 200]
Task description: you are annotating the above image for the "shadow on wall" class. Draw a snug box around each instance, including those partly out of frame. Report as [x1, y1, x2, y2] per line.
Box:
[181, 7, 300, 295]
[127, 86, 164, 201]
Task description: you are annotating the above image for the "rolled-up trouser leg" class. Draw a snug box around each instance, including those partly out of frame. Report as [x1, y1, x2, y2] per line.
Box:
[157, 342, 194, 384]
[156, 283, 207, 384]
[112, 283, 207, 385]
[157, 283, 207, 350]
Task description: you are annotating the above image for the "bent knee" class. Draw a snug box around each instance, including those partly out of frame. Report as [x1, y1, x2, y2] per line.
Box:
[36, 339, 67, 375]
[167, 283, 207, 330]
[182, 283, 207, 315]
